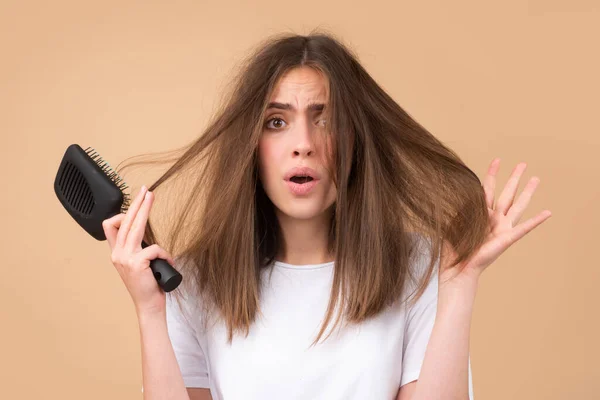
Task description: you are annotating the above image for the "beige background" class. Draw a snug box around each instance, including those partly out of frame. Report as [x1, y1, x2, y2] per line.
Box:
[1, 1, 598, 399]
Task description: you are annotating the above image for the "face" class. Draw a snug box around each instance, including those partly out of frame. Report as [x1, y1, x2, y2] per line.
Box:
[257, 66, 337, 221]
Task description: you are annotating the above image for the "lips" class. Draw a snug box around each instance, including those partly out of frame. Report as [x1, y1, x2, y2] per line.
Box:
[283, 166, 321, 196]
[283, 166, 320, 182]
[286, 179, 318, 195]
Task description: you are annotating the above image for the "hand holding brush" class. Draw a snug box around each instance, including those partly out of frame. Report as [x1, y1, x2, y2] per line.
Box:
[102, 185, 175, 316]
[54, 144, 183, 299]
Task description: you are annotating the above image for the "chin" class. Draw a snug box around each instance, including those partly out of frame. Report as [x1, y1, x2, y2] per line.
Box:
[276, 203, 330, 221]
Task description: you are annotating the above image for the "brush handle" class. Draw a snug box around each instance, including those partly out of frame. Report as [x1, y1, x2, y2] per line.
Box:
[141, 241, 182, 292]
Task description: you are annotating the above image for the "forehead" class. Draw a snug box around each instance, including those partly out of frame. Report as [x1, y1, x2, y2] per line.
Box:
[269, 67, 329, 102]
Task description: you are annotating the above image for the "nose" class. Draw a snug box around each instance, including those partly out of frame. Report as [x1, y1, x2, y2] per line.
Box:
[292, 119, 315, 157]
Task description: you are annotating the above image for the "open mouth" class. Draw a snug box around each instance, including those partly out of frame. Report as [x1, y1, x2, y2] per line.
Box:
[289, 176, 314, 184]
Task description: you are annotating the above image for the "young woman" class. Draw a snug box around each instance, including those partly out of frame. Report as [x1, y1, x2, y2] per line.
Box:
[102, 31, 551, 400]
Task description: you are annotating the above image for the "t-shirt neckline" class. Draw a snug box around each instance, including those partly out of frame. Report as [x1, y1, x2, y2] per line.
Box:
[273, 260, 335, 270]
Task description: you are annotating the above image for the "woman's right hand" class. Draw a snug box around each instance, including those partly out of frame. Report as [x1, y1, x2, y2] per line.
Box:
[102, 185, 175, 317]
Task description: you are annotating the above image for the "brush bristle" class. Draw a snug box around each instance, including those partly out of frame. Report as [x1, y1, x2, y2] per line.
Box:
[84, 146, 131, 213]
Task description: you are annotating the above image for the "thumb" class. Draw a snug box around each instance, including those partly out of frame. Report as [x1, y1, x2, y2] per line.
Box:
[102, 213, 126, 249]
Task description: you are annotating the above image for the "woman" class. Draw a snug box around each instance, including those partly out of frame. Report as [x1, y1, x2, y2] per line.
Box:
[102, 31, 551, 400]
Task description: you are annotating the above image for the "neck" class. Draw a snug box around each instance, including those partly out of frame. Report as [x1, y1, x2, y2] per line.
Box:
[274, 207, 335, 265]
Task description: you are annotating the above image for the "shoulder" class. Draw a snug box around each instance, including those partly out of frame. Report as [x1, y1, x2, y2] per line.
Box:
[401, 232, 439, 304]
[166, 256, 209, 329]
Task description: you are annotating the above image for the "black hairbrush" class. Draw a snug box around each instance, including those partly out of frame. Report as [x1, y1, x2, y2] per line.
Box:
[53, 144, 182, 292]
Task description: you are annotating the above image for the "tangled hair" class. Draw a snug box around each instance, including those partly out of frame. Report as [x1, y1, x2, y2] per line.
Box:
[117, 29, 490, 346]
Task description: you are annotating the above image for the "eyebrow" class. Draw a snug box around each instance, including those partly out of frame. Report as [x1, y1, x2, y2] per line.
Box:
[267, 101, 326, 112]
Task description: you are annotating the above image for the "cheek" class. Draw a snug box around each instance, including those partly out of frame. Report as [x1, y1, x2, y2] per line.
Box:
[258, 139, 277, 180]
[318, 134, 335, 172]
[326, 135, 334, 162]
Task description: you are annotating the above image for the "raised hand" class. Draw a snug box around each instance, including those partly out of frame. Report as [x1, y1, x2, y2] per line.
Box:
[440, 158, 552, 283]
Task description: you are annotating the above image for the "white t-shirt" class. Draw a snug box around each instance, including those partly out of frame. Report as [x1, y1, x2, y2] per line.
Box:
[162, 243, 474, 400]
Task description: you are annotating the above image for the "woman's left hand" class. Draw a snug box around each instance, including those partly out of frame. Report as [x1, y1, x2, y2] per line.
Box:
[440, 158, 552, 284]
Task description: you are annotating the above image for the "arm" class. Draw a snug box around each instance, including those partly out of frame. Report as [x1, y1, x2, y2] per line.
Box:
[398, 276, 478, 400]
[139, 310, 192, 400]
[187, 388, 213, 400]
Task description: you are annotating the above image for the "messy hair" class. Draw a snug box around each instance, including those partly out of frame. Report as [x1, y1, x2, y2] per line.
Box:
[117, 29, 489, 345]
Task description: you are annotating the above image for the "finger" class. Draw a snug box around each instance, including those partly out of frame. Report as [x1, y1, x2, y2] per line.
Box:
[126, 190, 154, 251]
[482, 158, 501, 210]
[116, 186, 148, 248]
[102, 213, 126, 249]
[136, 244, 175, 269]
[509, 210, 552, 244]
[496, 162, 527, 215]
[507, 176, 541, 225]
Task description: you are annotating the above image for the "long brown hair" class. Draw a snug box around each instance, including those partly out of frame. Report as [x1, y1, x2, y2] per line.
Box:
[117, 29, 490, 345]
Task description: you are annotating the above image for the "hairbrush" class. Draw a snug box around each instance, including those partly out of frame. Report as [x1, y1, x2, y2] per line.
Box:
[53, 144, 182, 292]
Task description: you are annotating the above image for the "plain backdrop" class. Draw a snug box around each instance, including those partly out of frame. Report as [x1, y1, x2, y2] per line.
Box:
[1, 1, 598, 399]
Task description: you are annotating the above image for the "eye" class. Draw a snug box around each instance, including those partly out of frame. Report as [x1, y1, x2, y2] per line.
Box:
[265, 117, 287, 130]
[317, 118, 327, 127]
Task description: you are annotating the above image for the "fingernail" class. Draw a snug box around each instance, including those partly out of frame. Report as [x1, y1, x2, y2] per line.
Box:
[141, 185, 147, 193]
